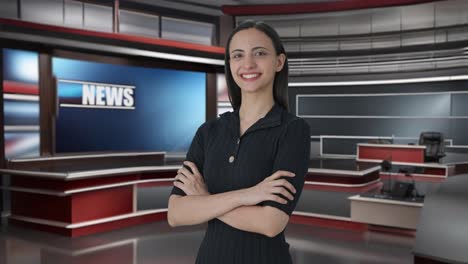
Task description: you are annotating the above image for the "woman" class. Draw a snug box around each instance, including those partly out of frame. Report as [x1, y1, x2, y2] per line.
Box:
[168, 20, 310, 264]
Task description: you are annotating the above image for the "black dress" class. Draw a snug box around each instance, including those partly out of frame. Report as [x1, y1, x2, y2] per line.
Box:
[170, 104, 311, 264]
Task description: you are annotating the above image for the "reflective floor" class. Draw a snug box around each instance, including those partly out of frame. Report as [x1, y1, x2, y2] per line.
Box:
[0, 220, 415, 264]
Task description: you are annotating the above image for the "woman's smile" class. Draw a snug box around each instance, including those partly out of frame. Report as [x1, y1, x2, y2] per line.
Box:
[240, 72, 262, 81]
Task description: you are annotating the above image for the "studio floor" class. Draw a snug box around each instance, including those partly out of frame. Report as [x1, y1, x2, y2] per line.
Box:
[0, 219, 415, 264]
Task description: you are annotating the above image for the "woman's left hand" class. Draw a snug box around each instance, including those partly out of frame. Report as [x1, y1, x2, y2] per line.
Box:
[173, 161, 210, 196]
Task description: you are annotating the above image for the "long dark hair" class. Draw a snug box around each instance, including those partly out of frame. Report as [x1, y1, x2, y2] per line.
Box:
[224, 20, 289, 111]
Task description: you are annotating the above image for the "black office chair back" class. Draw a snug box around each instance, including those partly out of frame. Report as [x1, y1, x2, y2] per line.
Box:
[419, 132, 446, 162]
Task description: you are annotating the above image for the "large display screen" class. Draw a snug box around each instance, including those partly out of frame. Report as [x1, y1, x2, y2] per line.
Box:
[53, 57, 206, 153]
[2, 48, 40, 160]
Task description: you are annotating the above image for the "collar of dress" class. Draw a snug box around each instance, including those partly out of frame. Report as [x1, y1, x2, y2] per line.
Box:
[220, 103, 283, 138]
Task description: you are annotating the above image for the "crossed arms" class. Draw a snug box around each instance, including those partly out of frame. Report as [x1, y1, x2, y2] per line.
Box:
[167, 161, 297, 238]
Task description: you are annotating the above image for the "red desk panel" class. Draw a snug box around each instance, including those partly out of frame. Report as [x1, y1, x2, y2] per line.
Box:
[358, 144, 425, 163]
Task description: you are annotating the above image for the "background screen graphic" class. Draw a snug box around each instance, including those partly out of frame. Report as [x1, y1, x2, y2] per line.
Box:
[53, 57, 206, 153]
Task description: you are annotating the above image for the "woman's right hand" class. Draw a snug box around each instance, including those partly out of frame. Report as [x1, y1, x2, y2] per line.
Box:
[241, 170, 297, 206]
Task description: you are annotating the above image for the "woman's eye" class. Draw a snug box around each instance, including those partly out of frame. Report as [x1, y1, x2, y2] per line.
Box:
[231, 53, 242, 59]
[255, 51, 267, 56]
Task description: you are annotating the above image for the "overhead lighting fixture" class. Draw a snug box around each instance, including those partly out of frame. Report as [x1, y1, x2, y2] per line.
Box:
[289, 75, 468, 86]
[0, 32, 224, 66]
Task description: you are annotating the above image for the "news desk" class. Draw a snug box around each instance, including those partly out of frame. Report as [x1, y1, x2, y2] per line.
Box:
[350, 143, 468, 230]
[0, 152, 383, 237]
[357, 143, 468, 178]
[349, 194, 423, 229]
[0, 152, 180, 237]
[307, 158, 380, 186]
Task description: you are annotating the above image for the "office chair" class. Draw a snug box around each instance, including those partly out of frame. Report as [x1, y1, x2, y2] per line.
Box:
[418, 132, 446, 162]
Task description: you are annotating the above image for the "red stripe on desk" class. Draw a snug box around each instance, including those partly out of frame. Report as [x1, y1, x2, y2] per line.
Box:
[359, 146, 425, 163]
[290, 214, 416, 237]
[303, 181, 383, 193]
[368, 225, 416, 237]
[3, 81, 39, 95]
[138, 181, 174, 188]
[380, 173, 445, 182]
[71, 212, 166, 237]
[10, 211, 167, 237]
[424, 168, 446, 176]
[289, 221, 367, 242]
[306, 170, 380, 185]
[414, 255, 449, 264]
[71, 186, 133, 223]
[11, 192, 72, 222]
[140, 171, 178, 180]
[0, 18, 225, 55]
[10, 186, 133, 223]
[11, 174, 140, 192]
[290, 214, 368, 232]
[222, 0, 441, 16]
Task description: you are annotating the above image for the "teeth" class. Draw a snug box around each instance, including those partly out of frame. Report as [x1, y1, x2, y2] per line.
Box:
[242, 73, 259, 79]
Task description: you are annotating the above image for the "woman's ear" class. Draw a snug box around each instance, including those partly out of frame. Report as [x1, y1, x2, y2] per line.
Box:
[276, 53, 286, 72]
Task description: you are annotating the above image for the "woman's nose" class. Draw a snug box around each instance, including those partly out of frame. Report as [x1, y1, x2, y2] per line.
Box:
[242, 54, 256, 69]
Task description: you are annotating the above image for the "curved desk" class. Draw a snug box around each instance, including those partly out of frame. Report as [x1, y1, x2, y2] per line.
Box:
[357, 143, 468, 178]
[293, 158, 382, 228]
[0, 154, 382, 237]
[306, 158, 380, 187]
[0, 152, 180, 237]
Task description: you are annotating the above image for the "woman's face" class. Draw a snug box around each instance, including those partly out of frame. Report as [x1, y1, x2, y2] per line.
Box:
[229, 28, 285, 95]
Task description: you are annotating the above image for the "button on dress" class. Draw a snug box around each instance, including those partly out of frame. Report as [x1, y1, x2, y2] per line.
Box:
[171, 104, 311, 264]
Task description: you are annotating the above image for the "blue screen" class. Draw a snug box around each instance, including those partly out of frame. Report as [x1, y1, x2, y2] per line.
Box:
[3, 48, 40, 159]
[52, 57, 206, 153]
[3, 49, 39, 84]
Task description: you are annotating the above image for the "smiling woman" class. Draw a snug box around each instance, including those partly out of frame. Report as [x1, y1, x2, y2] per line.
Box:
[224, 21, 290, 112]
[167, 20, 310, 264]
[228, 28, 286, 101]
